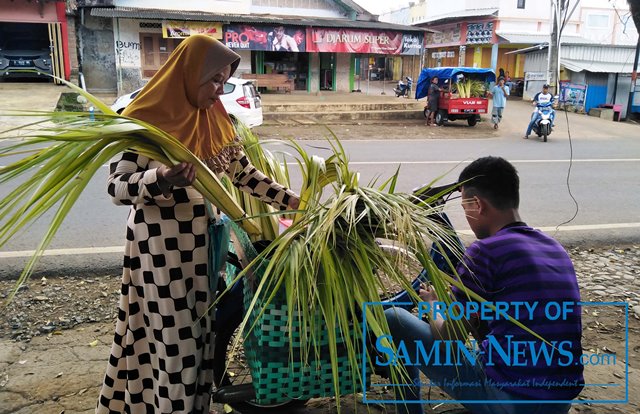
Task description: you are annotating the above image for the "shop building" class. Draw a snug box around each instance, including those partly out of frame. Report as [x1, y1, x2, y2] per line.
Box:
[380, 0, 637, 92]
[516, 43, 638, 119]
[76, 0, 425, 95]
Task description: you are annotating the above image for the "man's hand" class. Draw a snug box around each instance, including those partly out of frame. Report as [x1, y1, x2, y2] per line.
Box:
[418, 283, 438, 303]
[157, 162, 196, 196]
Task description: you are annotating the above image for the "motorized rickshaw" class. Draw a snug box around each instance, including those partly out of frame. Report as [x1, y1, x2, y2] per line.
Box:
[416, 67, 496, 127]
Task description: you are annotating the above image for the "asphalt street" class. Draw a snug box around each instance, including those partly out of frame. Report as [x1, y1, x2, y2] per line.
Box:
[1, 84, 639, 280]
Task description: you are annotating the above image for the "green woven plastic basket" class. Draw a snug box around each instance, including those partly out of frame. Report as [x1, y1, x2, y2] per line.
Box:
[230, 223, 368, 405]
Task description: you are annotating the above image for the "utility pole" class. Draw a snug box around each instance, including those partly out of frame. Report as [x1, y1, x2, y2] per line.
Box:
[548, 0, 563, 95]
[626, 38, 640, 119]
[548, 0, 575, 95]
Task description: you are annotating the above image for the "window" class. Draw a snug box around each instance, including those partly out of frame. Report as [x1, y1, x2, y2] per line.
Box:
[587, 14, 610, 29]
[517, 0, 525, 9]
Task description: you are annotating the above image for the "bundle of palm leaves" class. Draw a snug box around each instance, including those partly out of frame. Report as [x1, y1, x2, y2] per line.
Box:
[456, 79, 487, 98]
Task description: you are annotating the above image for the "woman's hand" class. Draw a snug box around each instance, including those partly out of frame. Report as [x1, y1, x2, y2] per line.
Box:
[157, 162, 196, 196]
[288, 195, 300, 210]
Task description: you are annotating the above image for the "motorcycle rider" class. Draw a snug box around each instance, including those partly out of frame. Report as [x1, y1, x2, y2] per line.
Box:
[524, 83, 555, 139]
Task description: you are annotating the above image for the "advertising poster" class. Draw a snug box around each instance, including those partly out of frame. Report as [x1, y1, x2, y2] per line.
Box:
[223, 24, 306, 52]
[560, 81, 587, 108]
[307, 28, 403, 54]
[162, 21, 222, 39]
[401, 33, 422, 55]
[466, 21, 494, 44]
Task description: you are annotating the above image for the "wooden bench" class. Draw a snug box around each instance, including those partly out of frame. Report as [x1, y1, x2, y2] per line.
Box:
[241, 73, 293, 93]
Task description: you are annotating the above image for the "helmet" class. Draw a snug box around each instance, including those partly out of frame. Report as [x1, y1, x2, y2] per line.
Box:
[543, 84, 550, 88]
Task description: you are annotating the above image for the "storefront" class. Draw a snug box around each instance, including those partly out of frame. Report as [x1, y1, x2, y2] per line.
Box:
[86, 8, 424, 94]
[0, 0, 71, 82]
[424, 19, 524, 80]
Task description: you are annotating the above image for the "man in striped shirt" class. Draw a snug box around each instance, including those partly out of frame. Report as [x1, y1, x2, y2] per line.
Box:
[384, 156, 583, 414]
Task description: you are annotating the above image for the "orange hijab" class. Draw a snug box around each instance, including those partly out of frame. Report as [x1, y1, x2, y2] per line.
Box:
[123, 34, 240, 160]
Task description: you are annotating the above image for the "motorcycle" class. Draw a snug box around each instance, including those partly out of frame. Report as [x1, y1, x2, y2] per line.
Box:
[530, 101, 556, 142]
[211, 182, 464, 412]
[393, 76, 413, 98]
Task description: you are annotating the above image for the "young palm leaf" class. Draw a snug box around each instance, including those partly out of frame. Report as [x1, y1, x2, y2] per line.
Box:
[222, 136, 466, 411]
[0, 81, 259, 301]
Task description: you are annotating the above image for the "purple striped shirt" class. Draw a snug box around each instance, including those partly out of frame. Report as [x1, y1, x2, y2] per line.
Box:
[453, 223, 584, 400]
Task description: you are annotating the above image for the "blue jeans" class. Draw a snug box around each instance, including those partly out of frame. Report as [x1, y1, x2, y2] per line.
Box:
[525, 112, 540, 136]
[492, 106, 504, 124]
[383, 307, 572, 414]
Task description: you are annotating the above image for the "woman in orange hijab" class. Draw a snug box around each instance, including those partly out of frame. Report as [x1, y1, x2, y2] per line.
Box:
[98, 35, 299, 414]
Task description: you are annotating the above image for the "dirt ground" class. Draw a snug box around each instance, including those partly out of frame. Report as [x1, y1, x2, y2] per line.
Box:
[0, 244, 638, 414]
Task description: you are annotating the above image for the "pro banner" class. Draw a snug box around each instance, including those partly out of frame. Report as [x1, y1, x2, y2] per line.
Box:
[223, 24, 306, 52]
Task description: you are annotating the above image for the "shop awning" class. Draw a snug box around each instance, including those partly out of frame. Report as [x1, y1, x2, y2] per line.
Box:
[497, 32, 592, 45]
[562, 59, 633, 74]
[90, 7, 427, 32]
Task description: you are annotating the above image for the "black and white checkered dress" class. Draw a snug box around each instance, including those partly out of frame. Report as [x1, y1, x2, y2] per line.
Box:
[97, 146, 295, 414]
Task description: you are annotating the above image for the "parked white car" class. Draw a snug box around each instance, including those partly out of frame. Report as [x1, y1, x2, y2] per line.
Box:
[110, 76, 263, 127]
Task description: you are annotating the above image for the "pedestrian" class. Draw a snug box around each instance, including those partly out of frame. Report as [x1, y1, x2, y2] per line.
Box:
[97, 34, 299, 414]
[426, 76, 441, 126]
[384, 156, 584, 414]
[489, 77, 510, 129]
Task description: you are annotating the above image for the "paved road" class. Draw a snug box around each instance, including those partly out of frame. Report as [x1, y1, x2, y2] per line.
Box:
[1, 84, 639, 279]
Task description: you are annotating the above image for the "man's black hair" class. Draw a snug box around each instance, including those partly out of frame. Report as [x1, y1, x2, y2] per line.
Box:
[458, 156, 519, 210]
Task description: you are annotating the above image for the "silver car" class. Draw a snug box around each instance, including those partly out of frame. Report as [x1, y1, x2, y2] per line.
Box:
[0, 39, 52, 79]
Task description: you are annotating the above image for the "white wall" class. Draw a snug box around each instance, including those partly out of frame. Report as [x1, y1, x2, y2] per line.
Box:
[115, 0, 250, 14]
[497, 0, 549, 19]
[580, 6, 638, 45]
[498, 20, 546, 34]
[114, 18, 147, 70]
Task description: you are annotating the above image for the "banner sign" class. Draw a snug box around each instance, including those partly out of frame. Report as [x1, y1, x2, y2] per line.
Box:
[466, 21, 494, 44]
[427, 24, 462, 46]
[560, 82, 587, 108]
[307, 28, 403, 54]
[525, 71, 547, 81]
[401, 33, 422, 55]
[162, 21, 222, 39]
[223, 24, 306, 52]
[432, 51, 456, 59]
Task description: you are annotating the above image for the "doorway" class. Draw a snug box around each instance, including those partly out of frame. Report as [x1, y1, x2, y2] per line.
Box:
[319, 52, 335, 91]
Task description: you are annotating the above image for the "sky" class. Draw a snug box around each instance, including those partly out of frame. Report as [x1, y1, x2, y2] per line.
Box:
[352, 0, 410, 15]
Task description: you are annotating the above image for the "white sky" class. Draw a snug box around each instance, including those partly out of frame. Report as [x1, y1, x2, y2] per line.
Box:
[352, 0, 410, 15]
